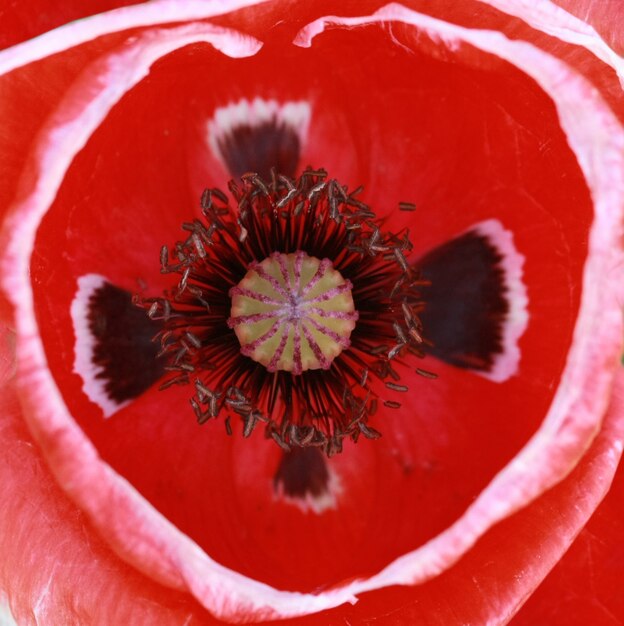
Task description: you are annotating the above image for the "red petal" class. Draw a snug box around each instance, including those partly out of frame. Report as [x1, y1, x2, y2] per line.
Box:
[513, 442, 624, 625]
[24, 2, 603, 599]
[477, 0, 624, 81]
[2, 1, 624, 623]
[271, 368, 624, 625]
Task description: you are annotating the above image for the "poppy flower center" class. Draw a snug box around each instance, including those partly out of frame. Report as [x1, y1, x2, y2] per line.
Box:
[136, 168, 430, 455]
[228, 251, 357, 374]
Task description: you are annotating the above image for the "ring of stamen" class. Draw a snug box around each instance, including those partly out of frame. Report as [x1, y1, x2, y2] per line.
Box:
[228, 251, 358, 374]
[144, 168, 432, 455]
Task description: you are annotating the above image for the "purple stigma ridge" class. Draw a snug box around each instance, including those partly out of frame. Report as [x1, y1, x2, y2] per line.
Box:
[241, 320, 282, 353]
[275, 251, 293, 290]
[227, 312, 278, 327]
[306, 317, 352, 349]
[292, 322, 303, 376]
[305, 281, 353, 304]
[267, 324, 292, 372]
[301, 324, 333, 370]
[293, 250, 304, 289]
[303, 258, 333, 294]
[249, 262, 291, 298]
[229, 285, 283, 305]
[307, 307, 360, 321]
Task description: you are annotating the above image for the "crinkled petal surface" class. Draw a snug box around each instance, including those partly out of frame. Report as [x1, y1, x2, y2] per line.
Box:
[1, 1, 624, 624]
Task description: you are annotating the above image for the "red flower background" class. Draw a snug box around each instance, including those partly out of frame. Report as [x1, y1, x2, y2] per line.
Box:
[1, 1, 624, 624]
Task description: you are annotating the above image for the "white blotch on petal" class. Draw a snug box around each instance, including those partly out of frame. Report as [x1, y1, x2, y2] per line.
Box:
[207, 97, 311, 169]
[71, 273, 128, 417]
[275, 465, 342, 515]
[475, 219, 528, 382]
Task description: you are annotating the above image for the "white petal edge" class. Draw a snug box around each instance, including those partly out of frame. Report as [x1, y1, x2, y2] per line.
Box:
[295, 2, 624, 595]
[476, 0, 624, 88]
[0, 0, 269, 76]
[1, 0, 621, 90]
[0, 22, 359, 622]
[473, 219, 528, 383]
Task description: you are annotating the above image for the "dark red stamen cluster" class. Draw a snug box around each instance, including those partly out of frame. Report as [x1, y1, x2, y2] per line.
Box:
[141, 168, 433, 456]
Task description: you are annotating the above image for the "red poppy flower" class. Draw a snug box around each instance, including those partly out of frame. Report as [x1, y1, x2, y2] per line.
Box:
[1, 1, 623, 624]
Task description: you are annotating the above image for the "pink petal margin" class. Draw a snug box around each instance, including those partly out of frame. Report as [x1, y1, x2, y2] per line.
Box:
[475, 0, 624, 87]
[0, 3, 623, 624]
[0, 0, 268, 76]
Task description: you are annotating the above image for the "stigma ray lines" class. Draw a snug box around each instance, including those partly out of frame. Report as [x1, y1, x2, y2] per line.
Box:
[228, 251, 358, 374]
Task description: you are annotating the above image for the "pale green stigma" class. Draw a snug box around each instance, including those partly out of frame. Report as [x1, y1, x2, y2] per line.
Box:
[228, 251, 358, 374]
